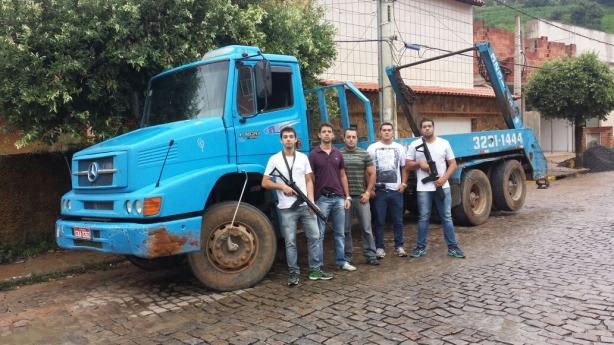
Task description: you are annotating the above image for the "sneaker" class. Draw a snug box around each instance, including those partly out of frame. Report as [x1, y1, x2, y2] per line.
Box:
[309, 269, 334, 280]
[366, 258, 380, 266]
[288, 270, 299, 286]
[409, 247, 427, 258]
[339, 262, 357, 271]
[395, 247, 408, 257]
[375, 248, 386, 259]
[447, 245, 466, 258]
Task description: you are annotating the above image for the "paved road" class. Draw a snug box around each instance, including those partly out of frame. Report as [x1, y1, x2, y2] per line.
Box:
[2, 172, 614, 344]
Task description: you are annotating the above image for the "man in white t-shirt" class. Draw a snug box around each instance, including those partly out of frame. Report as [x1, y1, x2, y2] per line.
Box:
[262, 127, 334, 286]
[367, 122, 409, 259]
[406, 118, 465, 259]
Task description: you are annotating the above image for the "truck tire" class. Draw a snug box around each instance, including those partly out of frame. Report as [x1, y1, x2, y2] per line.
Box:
[491, 160, 526, 212]
[126, 254, 186, 271]
[187, 201, 276, 292]
[452, 169, 492, 226]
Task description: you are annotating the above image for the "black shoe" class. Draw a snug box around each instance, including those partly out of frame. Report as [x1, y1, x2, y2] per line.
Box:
[366, 258, 380, 266]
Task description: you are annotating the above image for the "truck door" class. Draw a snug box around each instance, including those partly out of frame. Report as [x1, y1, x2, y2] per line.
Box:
[232, 63, 304, 169]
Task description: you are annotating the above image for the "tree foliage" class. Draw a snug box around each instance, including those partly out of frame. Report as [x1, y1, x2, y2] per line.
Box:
[0, 0, 336, 148]
[524, 0, 552, 8]
[570, 0, 605, 29]
[525, 52, 614, 166]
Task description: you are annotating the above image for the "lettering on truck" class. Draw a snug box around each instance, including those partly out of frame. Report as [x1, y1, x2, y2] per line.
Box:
[472, 133, 523, 150]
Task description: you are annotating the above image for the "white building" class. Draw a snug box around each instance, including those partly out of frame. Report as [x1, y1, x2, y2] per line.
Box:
[318, 0, 487, 136]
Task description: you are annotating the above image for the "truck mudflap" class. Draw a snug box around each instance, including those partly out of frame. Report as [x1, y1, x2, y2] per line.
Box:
[55, 217, 202, 258]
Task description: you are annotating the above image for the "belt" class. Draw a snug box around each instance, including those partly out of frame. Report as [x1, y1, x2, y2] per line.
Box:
[374, 188, 396, 193]
[321, 190, 336, 198]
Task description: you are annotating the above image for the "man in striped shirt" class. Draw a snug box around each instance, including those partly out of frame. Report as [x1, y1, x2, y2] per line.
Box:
[341, 128, 380, 266]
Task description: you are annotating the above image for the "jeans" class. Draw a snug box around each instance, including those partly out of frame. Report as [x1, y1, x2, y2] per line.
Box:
[316, 195, 347, 267]
[416, 188, 457, 248]
[372, 190, 404, 249]
[344, 197, 377, 261]
[279, 205, 322, 272]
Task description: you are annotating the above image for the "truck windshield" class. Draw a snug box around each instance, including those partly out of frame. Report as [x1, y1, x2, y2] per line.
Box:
[144, 60, 230, 126]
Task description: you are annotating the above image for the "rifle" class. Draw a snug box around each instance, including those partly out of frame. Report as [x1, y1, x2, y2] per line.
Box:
[416, 138, 445, 199]
[268, 167, 327, 221]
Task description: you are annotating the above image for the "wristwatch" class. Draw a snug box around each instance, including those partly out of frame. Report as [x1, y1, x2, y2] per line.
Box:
[346, 196, 352, 200]
[401, 183, 408, 188]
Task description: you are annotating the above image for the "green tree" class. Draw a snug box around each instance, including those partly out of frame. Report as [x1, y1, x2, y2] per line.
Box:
[0, 0, 336, 148]
[570, 0, 605, 29]
[524, 0, 552, 8]
[525, 53, 614, 167]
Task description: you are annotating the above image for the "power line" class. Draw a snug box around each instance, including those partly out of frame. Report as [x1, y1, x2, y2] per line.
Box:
[491, 0, 614, 48]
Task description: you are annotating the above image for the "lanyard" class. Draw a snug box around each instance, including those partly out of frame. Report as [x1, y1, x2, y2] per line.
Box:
[282, 150, 296, 182]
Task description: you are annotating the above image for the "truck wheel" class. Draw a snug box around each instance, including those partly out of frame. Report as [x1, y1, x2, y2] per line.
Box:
[187, 201, 276, 292]
[452, 169, 492, 226]
[126, 254, 186, 271]
[491, 160, 526, 212]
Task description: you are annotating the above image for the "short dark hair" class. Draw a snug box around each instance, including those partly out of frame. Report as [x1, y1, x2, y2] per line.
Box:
[380, 122, 394, 131]
[280, 126, 296, 138]
[344, 127, 358, 137]
[420, 118, 435, 128]
[319, 122, 334, 132]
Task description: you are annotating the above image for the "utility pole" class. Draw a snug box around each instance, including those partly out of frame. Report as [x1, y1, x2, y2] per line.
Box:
[514, 14, 522, 118]
[377, 0, 397, 135]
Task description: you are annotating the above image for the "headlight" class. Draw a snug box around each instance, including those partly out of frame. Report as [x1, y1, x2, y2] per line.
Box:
[134, 200, 143, 214]
[125, 200, 132, 214]
[67, 200, 72, 211]
[62, 199, 66, 209]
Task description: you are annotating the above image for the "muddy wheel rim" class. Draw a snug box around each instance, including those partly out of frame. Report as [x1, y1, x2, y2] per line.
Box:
[507, 170, 521, 200]
[206, 221, 258, 272]
[469, 183, 486, 214]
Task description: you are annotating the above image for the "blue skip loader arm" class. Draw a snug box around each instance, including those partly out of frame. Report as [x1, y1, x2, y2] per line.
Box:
[304, 82, 375, 143]
[385, 40, 548, 183]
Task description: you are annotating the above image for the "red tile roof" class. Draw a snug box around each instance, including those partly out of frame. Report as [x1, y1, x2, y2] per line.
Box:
[322, 80, 510, 99]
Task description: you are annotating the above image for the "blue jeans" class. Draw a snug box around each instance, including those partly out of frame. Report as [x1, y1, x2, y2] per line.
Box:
[416, 188, 457, 248]
[316, 195, 347, 267]
[344, 197, 377, 261]
[279, 205, 321, 272]
[372, 190, 404, 249]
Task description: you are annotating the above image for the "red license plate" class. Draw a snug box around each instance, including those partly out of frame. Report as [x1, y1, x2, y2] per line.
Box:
[74, 227, 92, 240]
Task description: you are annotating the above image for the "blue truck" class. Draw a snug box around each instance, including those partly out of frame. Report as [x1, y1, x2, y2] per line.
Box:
[56, 42, 547, 291]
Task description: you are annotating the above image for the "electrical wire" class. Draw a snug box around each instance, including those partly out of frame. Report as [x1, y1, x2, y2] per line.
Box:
[328, 14, 377, 77]
[491, 0, 614, 48]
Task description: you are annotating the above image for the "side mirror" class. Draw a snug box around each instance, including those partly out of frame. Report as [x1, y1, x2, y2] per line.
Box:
[132, 91, 141, 121]
[255, 60, 272, 99]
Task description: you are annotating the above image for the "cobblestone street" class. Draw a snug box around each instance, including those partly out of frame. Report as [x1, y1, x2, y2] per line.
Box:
[2, 172, 614, 344]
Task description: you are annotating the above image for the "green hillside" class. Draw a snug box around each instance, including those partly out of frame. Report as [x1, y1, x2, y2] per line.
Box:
[474, 3, 614, 34]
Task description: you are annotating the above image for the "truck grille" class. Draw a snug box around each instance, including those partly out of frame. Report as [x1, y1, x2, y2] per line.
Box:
[74, 157, 116, 187]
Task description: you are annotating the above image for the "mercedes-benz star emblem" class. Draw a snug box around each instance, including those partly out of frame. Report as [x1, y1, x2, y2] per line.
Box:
[87, 162, 100, 183]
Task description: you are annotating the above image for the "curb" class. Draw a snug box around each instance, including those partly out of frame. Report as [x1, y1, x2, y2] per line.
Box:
[547, 168, 590, 181]
[0, 257, 127, 291]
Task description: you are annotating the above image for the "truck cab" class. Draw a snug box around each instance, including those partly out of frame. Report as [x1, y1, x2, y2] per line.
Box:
[56, 46, 313, 291]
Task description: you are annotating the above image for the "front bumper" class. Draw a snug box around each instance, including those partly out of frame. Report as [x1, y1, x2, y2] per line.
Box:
[55, 216, 202, 258]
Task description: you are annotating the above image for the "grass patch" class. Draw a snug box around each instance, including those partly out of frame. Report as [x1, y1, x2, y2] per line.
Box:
[0, 258, 127, 291]
[0, 236, 59, 264]
[475, 4, 610, 34]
